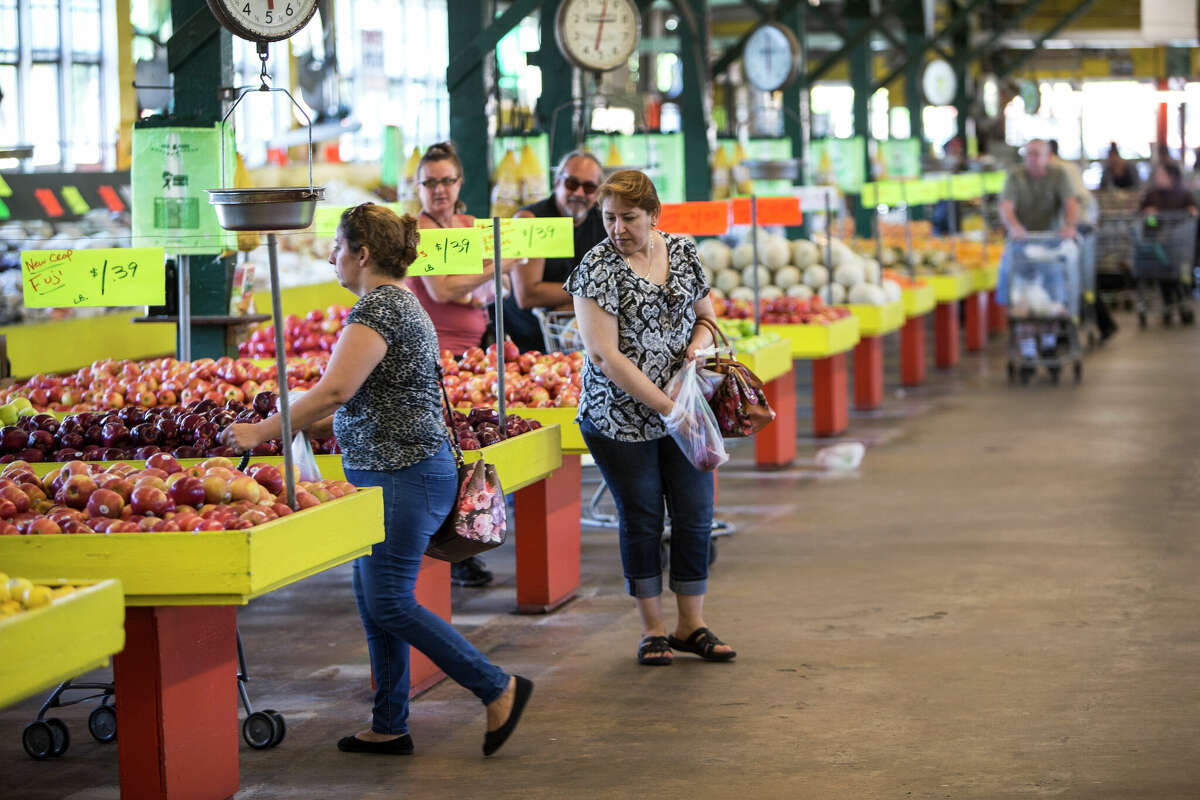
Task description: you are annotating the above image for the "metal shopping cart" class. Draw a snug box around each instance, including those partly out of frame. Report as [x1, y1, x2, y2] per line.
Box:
[1077, 224, 1099, 347]
[21, 628, 285, 759]
[1130, 210, 1197, 327]
[1005, 235, 1083, 386]
[1094, 191, 1139, 311]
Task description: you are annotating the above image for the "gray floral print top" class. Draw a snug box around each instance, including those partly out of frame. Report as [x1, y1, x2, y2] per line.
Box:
[564, 233, 710, 442]
[334, 285, 448, 471]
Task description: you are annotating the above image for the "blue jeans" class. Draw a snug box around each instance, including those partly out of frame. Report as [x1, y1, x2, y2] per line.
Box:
[345, 442, 509, 735]
[580, 417, 714, 598]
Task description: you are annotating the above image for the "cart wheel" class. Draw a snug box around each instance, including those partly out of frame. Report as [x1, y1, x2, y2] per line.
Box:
[1073, 361, 1083, 383]
[1006, 362, 1016, 384]
[1181, 307, 1196, 325]
[261, 709, 286, 747]
[242, 711, 279, 750]
[45, 718, 70, 757]
[1138, 311, 1147, 328]
[1048, 366, 1061, 385]
[708, 539, 718, 566]
[22, 721, 55, 760]
[1019, 367, 1033, 385]
[88, 705, 117, 743]
[1162, 311, 1173, 327]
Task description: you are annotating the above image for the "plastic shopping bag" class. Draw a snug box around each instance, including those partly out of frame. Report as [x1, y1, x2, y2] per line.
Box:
[277, 390, 322, 481]
[662, 361, 729, 472]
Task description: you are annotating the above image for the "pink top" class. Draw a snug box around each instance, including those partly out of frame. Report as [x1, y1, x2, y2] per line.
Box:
[408, 212, 489, 356]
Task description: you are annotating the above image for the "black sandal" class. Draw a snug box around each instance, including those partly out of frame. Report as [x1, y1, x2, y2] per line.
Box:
[637, 635, 673, 666]
[667, 627, 736, 661]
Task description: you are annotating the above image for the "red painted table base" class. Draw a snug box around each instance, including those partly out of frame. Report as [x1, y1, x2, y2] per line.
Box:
[900, 315, 927, 387]
[964, 292, 987, 352]
[754, 369, 796, 469]
[811, 353, 848, 437]
[853, 336, 884, 410]
[988, 289, 1008, 334]
[513, 455, 581, 613]
[410, 557, 451, 694]
[114, 606, 239, 800]
[934, 301, 960, 369]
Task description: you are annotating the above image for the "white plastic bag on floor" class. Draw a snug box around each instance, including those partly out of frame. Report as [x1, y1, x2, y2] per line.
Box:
[815, 441, 865, 472]
[662, 360, 729, 472]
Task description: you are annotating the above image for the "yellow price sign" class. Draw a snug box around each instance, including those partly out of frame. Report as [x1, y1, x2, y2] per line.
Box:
[310, 203, 404, 235]
[20, 247, 166, 308]
[411, 228, 485, 275]
[475, 217, 575, 258]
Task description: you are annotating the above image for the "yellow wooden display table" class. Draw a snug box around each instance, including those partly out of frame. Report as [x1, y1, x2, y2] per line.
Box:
[250, 280, 356, 321]
[0, 314, 175, 379]
[972, 264, 1000, 292]
[512, 407, 587, 454]
[927, 272, 973, 303]
[0, 578, 124, 709]
[761, 315, 860, 359]
[735, 338, 793, 384]
[0, 489, 383, 606]
[846, 301, 905, 338]
[902, 285, 936, 317]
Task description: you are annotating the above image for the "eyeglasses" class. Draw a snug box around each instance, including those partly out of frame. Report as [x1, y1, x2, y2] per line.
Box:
[562, 176, 599, 194]
[420, 176, 460, 189]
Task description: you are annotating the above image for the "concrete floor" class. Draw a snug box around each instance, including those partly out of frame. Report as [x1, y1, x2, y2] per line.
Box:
[5, 312, 1200, 799]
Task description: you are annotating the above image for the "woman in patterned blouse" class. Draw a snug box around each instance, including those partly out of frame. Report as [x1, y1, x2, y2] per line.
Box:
[566, 170, 737, 666]
[220, 204, 532, 757]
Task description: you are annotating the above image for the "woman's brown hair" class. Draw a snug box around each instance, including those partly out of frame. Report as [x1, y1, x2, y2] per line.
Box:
[338, 203, 421, 279]
[418, 141, 467, 214]
[596, 169, 661, 218]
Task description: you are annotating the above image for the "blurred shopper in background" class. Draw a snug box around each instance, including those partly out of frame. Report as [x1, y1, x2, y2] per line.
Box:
[1100, 143, 1140, 190]
[1049, 140, 1097, 224]
[1138, 161, 1198, 323]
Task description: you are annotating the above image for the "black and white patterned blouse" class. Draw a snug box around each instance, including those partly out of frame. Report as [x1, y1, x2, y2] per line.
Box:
[564, 233, 710, 442]
[334, 285, 448, 471]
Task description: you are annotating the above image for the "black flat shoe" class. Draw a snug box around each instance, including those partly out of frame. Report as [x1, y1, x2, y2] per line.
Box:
[667, 627, 737, 662]
[483, 676, 533, 757]
[337, 733, 414, 755]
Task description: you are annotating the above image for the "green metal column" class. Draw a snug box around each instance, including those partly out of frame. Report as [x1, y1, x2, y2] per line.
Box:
[782, 1, 808, 236]
[951, 0, 970, 146]
[167, 0, 234, 359]
[448, 0, 491, 217]
[846, 0, 873, 236]
[903, 2, 925, 220]
[535, 0, 575, 170]
[678, 0, 711, 201]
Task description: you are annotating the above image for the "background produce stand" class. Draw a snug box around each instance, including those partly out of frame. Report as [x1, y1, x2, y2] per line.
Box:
[763, 316, 860, 437]
[736, 338, 797, 469]
[0, 488, 383, 800]
[0, 314, 176, 378]
[0, 578, 124, 710]
[928, 272, 973, 370]
[900, 285, 936, 387]
[847, 301, 905, 411]
[965, 265, 1001, 352]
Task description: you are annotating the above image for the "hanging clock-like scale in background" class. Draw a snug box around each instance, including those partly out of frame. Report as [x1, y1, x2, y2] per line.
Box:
[206, 0, 321, 45]
[555, 0, 642, 74]
[743, 22, 801, 93]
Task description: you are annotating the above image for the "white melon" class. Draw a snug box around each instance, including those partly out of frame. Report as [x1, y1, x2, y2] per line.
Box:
[731, 243, 755, 269]
[847, 282, 886, 305]
[829, 239, 855, 268]
[741, 265, 772, 289]
[773, 265, 802, 290]
[787, 284, 814, 299]
[763, 236, 792, 270]
[833, 259, 866, 288]
[792, 239, 820, 269]
[861, 258, 881, 285]
[802, 264, 829, 289]
[827, 283, 846, 304]
[715, 268, 741, 293]
[697, 238, 732, 272]
[882, 279, 903, 304]
[729, 286, 756, 302]
[759, 285, 784, 300]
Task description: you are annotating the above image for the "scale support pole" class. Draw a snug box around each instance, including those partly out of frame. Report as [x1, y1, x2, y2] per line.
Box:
[750, 195, 761, 336]
[177, 255, 192, 362]
[492, 218, 507, 433]
[266, 234, 297, 510]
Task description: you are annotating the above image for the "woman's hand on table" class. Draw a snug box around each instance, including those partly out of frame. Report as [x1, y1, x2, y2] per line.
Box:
[219, 423, 266, 453]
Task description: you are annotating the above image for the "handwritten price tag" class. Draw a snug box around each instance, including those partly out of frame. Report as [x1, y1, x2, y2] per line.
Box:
[20, 247, 166, 308]
[656, 201, 730, 235]
[731, 196, 803, 226]
[411, 228, 485, 275]
[474, 217, 575, 258]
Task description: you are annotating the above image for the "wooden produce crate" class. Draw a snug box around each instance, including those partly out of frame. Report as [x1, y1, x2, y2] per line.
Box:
[846, 301, 905, 337]
[0, 489, 383, 606]
[0, 578, 124, 709]
[735, 338, 793, 383]
[927, 272, 973, 303]
[761, 315, 861, 359]
[902, 285, 936, 317]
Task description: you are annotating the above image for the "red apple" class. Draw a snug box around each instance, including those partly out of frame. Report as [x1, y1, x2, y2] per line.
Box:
[228, 476, 261, 504]
[0, 485, 30, 513]
[202, 476, 231, 504]
[168, 476, 206, 508]
[131, 486, 171, 517]
[86, 488, 125, 519]
[57, 474, 99, 510]
[28, 517, 62, 535]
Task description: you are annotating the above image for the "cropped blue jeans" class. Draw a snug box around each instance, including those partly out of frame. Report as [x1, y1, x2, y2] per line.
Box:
[345, 442, 508, 735]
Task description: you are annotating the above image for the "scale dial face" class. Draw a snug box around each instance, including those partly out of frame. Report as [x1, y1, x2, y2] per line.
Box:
[555, 0, 642, 73]
[206, 0, 321, 43]
[743, 22, 800, 92]
[922, 59, 957, 106]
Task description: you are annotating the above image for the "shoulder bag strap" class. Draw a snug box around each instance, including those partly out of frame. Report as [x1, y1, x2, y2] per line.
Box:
[435, 365, 466, 469]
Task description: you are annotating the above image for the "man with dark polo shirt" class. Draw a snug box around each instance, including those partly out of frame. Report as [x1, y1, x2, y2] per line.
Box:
[503, 150, 608, 352]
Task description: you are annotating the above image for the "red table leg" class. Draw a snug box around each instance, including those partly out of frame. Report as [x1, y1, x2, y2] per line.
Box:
[964, 292, 987, 352]
[114, 606, 239, 800]
[934, 301, 960, 368]
[513, 454, 581, 613]
[853, 336, 884, 410]
[900, 315, 927, 387]
[811, 353, 848, 437]
[754, 368, 796, 469]
[988, 289, 1008, 334]
[410, 557, 450, 695]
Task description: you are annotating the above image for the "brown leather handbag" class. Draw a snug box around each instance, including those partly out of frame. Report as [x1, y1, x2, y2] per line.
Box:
[694, 317, 776, 437]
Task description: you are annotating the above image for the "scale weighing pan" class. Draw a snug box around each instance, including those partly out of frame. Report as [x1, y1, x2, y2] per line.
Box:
[209, 187, 325, 231]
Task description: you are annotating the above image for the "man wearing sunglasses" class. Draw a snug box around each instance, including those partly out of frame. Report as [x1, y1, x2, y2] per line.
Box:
[503, 151, 608, 352]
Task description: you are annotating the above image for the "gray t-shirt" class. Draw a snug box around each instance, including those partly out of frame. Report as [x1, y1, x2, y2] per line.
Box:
[334, 284, 448, 471]
[1002, 164, 1075, 232]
